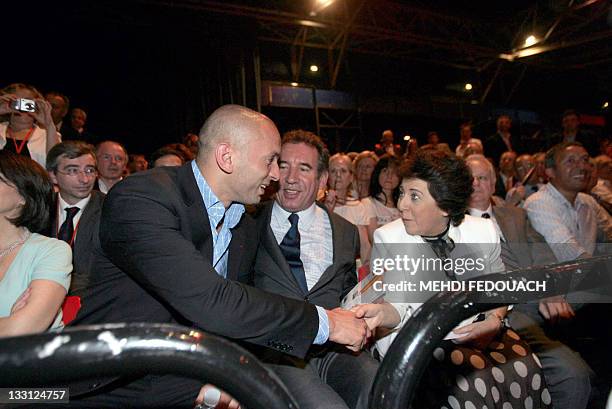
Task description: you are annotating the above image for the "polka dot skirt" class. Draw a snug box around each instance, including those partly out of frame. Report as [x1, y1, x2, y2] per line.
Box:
[411, 328, 551, 409]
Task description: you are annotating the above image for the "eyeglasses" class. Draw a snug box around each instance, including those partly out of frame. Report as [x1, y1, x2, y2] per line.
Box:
[55, 168, 98, 177]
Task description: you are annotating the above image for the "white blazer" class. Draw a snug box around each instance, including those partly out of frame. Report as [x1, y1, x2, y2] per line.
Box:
[373, 214, 505, 357]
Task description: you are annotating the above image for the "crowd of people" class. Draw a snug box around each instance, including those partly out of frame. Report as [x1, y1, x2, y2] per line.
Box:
[0, 81, 611, 409]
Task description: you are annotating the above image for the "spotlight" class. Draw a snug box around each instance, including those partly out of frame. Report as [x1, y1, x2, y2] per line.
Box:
[309, 65, 319, 72]
[604, 101, 609, 109]
[464, 83, 473, 91]
[524, 35, 537, 47]
[290, 82, 298, 87]
[403, 135, 411, 141]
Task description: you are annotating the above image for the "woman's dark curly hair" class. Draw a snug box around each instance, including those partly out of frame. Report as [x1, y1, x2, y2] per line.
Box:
[369, 155, 401, 207]
[400, 149, 473, 226]
[0, 151, 53, 232]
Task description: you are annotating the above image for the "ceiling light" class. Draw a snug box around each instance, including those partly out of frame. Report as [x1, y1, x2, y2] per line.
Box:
[464, 83, 473, 91]
[604, 101, 609, 109]
[290, 82, 298, 87]
[403, 135, 411, 141]
[309, 65, 319, 72]
[524, 35, 537, 47]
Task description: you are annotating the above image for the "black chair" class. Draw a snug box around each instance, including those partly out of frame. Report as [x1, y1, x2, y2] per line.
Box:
[0, 323, 298, 409]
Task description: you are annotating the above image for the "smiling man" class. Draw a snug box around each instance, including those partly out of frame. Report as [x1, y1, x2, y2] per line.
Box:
[525, 142, 612, 262]
[253, 129, 378, 409]
[65, 106, 368, 408]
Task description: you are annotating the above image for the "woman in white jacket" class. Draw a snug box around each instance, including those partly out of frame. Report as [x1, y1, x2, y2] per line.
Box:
[354, 149, 551, 409]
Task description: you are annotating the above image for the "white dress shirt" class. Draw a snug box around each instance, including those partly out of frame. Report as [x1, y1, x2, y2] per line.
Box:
[469, 205, 505, 242]
[57, 194, 91, 243]
[271, 201, 333, 291]
[524, 183, 612, 262]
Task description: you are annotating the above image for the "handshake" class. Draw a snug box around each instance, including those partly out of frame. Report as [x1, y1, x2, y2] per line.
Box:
[326, 304, 401, 351]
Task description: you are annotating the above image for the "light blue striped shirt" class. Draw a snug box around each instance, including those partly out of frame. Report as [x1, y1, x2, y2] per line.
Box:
[192, 161, 245, 278]
[191, 161, 330, 344]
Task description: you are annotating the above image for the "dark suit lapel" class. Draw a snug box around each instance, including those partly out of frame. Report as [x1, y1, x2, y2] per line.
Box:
[177, 163, 213, 262]
[227, 227, 245, 281]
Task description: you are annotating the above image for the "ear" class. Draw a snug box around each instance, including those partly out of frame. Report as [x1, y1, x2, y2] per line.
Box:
[49, 171, 59, 185]
[317, 171, 329, 191]
[215, 143, 234, 174]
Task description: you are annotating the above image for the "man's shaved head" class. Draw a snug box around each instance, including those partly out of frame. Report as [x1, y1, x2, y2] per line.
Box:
[198, 105, 275, 156]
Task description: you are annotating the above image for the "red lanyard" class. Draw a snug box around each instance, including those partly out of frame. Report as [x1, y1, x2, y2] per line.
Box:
[7, 126, 35, 155]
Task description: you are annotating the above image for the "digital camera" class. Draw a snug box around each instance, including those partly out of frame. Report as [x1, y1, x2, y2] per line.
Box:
[10, 98, 37, 113]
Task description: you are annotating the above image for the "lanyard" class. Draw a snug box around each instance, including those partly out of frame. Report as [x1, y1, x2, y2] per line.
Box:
[7, 126, 35, 155]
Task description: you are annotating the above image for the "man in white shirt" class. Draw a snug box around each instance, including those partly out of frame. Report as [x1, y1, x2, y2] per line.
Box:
[525, 142, 612, 262]
[466, 153, 594, 409]
[94, 140, 128, 194]
[46, 141, 105, 296]
[253, 130, 378, 409]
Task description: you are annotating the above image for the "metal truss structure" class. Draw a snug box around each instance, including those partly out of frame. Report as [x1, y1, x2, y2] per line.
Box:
[130, 0, 611, 98]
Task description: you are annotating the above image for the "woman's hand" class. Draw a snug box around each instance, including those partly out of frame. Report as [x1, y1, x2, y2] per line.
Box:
[0, 94, 16, 116]
[351, 302, 401, 331]
[195, 384, 241, 409]
[452, 311, 504, 350]
[29, 99, 55, 130]
[324, 189, 337, 212]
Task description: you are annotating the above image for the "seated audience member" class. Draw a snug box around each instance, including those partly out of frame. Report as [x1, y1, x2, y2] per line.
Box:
[494, 151, 517, 199]
[127, 153, 148, 174]
[324, 153, 376, 264]
[45, 91, 69, 131]
[455, 122, 483, 158]
[0, 83, 61, 168]
[46, 141, 104, 296]
[533, 151, 548, 184]
[61, 108, 96, 143]
[182, 132, 199, 158]
[354, 150, 550, 409]
[420, 131, 451, 154]
[94, 140, 128, 193]
[253, 130, 379, 409]
[525, 142, 612, 262]
[466, 154, 590, 409]
[64, 105, 366, 407]
[353, 150, 378, 199]
[0, 151, 72, 337]
[590, 154, 612, 212]
[374, 129, 402, 157]
[362, 155, 401, 229]
[505, 154, 541, 206]
[151, 146, 185, 167]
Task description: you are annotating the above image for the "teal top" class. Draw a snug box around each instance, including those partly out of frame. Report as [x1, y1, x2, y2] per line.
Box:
[0, 233, 72, 331]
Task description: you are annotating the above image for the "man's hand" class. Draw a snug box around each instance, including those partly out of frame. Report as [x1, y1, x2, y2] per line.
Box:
[11, 287, 32, 315]
[195, 384, 241, 409]
[327, 307, 368, 351]
[539, 297, 575, 324]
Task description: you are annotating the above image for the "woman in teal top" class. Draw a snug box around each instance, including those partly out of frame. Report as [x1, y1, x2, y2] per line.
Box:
[0, 151, 71, 337]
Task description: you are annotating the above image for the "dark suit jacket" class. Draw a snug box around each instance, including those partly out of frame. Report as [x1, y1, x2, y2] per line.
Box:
[68, 164, 319, 396]
[484, 132, 523, 166]
[48, 191, 105, 296]
[253, 201, 359, 310]
[73, 164, 318, 351]
[493, 204, 556, 268]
